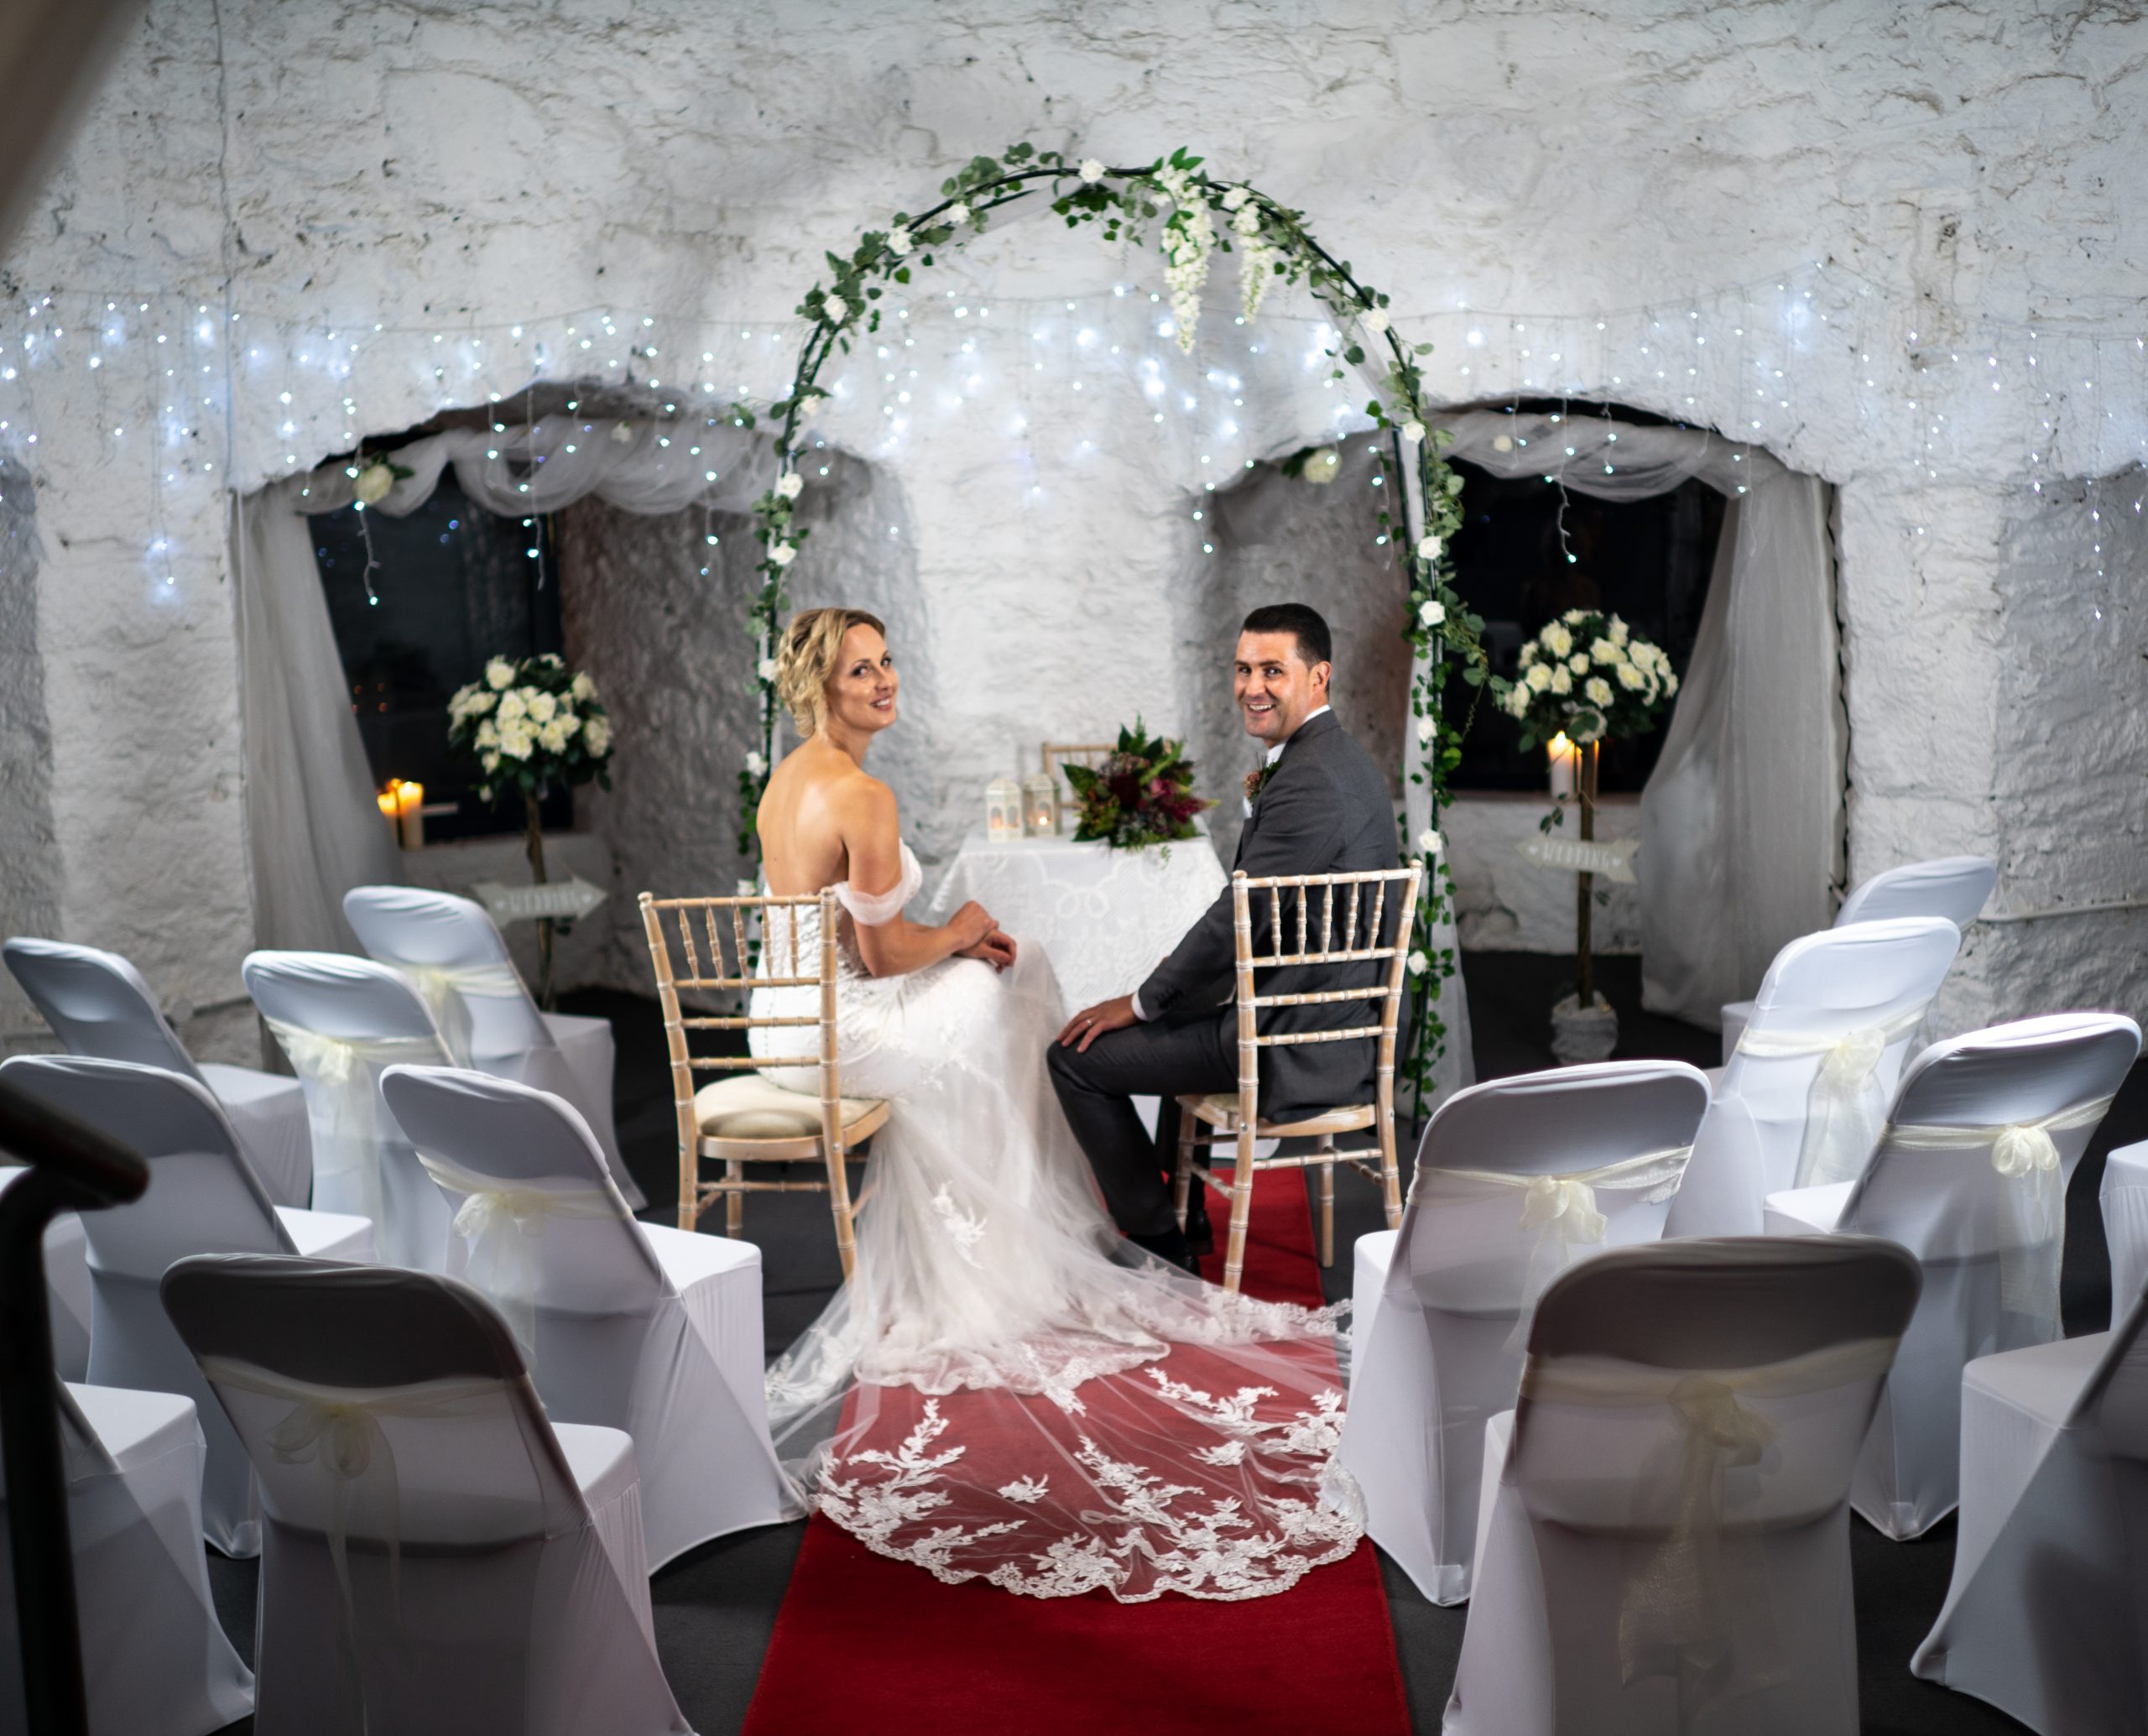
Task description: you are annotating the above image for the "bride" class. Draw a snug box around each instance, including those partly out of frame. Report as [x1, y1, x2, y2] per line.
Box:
[748, 607, 1363, 1601]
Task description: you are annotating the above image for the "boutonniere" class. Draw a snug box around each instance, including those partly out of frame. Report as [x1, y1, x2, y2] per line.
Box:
[1243, 762, 1277, 805]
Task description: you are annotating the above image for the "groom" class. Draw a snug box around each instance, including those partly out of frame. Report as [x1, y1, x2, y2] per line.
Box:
[1048, 602, 1400, 1273]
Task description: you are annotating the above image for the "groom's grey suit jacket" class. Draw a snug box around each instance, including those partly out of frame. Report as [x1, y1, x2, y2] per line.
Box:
[1137, 710, 1400, 1121]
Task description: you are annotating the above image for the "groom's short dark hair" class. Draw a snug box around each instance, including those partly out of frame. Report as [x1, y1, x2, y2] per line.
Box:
[1241, 602, 1332, 668]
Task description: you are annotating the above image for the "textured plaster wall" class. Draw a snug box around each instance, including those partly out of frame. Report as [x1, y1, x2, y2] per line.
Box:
[3, 0, 2146, 1054]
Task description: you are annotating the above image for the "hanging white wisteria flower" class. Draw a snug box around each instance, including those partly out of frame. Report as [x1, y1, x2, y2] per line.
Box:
[1153, 158, 1216, 353]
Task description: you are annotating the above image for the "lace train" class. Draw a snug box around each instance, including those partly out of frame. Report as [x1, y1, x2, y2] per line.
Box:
[749, 851, 1360, 1600]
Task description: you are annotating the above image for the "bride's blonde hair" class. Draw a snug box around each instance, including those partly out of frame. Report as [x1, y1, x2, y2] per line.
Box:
[774, 607, 887, 737]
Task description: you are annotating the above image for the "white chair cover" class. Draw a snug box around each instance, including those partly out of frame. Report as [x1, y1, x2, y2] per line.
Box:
[383, 1065, 800, 1565]
[342, 889, 641, 1207]
[1666, 917, 1962, 1238]
[1718, 857, 1995, 1061]
[1340, 1061, 1710, 1603]
[1762, 1012, 2140, 1539]
[1446, 1237, 1917, 1736]
[0, 1384, 254, 1736]
[0, 1056, 373, 1557]
[160, 1254, 693, 1736]
[2100, 1139, 2148, 1330]
[3, 936, 313, 1207]
[243, 950, 457, 1271]
[1911, 1278, 2148, 1733]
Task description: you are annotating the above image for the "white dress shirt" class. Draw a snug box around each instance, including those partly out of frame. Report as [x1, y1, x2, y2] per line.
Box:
[1129, 706, 1330, 1021]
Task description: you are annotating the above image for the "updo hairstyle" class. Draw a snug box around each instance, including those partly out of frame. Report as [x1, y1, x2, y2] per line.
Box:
[774, 607, 887, 737]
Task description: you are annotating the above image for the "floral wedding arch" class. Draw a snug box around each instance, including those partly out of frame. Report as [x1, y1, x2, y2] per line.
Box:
[743, 142, 1499, 1108]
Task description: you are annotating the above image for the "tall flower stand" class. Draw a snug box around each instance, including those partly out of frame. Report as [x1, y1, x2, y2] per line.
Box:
[524, 793, 556, 1010]
[1549, 739, 1618, 1064]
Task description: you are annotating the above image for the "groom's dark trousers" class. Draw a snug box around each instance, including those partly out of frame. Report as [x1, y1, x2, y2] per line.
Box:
[1047, 710, 1400, 1238]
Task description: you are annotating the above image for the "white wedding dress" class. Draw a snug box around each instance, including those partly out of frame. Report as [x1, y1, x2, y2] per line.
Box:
[749, 842, 1362, 1601]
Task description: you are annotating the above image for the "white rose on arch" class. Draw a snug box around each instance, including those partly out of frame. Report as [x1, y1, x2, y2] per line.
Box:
[1415, 534, 1442, 562]
[821, 294, 849, 325]
[353, 461, 395, 506]
[1417, 828, 1444, 858]
[887, 226, 913, 257]
[797, 394, 825, 420]
[1078, 159, 1106, 183]
[1406, 951, 1429, 977]
[1415, 714, 1438, 743]
[1419, 597, 1446, 628]
[1301, 447, 1341, 485]
[758, 658, 779, 683]
[744, 751, 768, 778]
[1400, 420, 1426, 444]
[945, 201, 972, 227]
[769, 541, 797, 568]
[1363, 307, 1389, 335]
[774, 472, 804, 500]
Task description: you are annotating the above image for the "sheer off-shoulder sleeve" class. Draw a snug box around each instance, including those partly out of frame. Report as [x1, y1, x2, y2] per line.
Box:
[835, 844, 923, 927]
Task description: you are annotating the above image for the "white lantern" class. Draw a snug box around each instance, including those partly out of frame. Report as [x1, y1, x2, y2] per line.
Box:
[1022, 772, 1058, 837]
[986, 776, 1024, 842]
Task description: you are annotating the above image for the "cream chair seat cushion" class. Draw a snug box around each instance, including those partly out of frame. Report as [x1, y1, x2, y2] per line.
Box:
[1179, 1093, 1374, 1139]
[694, 1072, 887, 1142]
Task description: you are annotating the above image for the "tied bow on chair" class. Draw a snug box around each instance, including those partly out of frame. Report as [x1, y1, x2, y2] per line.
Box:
[418, 1153, 621, 1353]
[1431, 1148, 1693, 1353]
[399, 962, 527, 1068]
[1736, 1003, 1931, 1190]
[265, 1020, 440, 1234]
[1884, 1097, 2113, 1330]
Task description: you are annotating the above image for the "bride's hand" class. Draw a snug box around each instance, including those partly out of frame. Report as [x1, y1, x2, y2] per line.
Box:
[945, 899, 998, 952]
[958, 929, 1018, 971]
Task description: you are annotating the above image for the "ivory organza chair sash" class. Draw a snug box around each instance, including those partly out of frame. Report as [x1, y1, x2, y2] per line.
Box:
[1874, 1093, 2114, 1327]
[196, 1358, 537, 1630]
[1423, 1144, 1694, 1348]
[264, 1020, 441, 1229]
[399, 962, 528, 1068]
[416, 1151, 626, 1352]
[1736, 999, 1932, 1188]
[1518, 1335, 1902, 1707]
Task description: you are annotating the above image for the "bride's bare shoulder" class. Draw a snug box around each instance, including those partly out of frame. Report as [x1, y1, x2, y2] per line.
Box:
[774, 743, 896, 830]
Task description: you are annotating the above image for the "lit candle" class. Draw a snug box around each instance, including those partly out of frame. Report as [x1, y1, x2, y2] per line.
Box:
[1547, 732, 1579, 803]
[394, 779, 425, 850]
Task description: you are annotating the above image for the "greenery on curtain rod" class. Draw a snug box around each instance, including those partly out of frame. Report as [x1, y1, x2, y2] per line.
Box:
[743, 141, 1509, 1113]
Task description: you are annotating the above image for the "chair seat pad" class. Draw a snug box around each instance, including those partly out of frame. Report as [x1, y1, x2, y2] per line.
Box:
[694, 1073, 886, 1141]
[1179, 1093, 1374, 1139]
[1963, 1332, 2109, 1427]
[1763, 1181, 1857, 1236]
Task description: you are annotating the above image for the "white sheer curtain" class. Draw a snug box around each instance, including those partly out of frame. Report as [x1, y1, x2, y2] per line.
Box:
[235, 418, 779, 953]
[294, 414, 774, 519]
[1436, 411, 1843, 1028]
[231, 477, 402, 952]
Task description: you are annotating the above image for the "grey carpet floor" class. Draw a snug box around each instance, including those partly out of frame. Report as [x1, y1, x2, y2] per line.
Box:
[200, 953, 2146, 1733]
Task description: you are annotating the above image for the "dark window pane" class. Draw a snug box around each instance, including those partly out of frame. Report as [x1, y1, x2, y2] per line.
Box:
[1450, 454, 1724, 795]
[313, 475, 571, 840]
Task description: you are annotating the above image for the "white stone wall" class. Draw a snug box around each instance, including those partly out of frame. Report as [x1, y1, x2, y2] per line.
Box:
[3, 0, 2145, 1056]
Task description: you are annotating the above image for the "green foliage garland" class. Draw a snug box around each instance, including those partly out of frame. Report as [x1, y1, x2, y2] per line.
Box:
[745, 143, 1507, 1119]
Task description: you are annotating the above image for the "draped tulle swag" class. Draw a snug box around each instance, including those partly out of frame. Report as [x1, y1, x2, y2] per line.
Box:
[748, 844, 1361, 1602]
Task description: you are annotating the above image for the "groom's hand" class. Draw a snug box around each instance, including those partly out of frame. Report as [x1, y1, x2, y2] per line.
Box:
[1058, 994, 1138, 1053]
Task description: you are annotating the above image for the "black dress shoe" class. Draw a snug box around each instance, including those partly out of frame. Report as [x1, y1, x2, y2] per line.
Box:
[1129, 1227, 1202, 1276]
[1183, 1196, 1215, 1258]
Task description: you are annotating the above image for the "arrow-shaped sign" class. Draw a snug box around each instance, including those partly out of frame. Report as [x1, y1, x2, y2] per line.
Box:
[1516, 834, 1640, 884]
[470, 875, 610, 925]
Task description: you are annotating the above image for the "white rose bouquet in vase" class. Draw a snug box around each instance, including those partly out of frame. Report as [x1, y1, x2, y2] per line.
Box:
[1500, 609, 1678, 1060]
[447, 653, 616, 1006]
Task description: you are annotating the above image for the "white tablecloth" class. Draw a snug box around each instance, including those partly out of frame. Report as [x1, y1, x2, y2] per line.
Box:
[2102, 1139, 2148, 1328]
[925, 828, 1228, 1012]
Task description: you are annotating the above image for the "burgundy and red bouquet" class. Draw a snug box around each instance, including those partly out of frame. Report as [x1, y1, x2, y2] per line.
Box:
[1062, 719, 1212, 851]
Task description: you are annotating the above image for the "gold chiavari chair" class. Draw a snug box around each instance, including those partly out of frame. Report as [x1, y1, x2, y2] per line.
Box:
[1041, 741, 1114, 832]
[1173, 863, 1422, 1293]
[638, 889, 889, 1277]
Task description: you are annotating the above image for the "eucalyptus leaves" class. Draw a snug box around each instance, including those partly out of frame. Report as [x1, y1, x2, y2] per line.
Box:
[744, 141, 1506, 1115]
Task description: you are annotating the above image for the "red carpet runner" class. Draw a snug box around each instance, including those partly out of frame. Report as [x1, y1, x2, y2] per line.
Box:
[741, 1176, 1411, 1735]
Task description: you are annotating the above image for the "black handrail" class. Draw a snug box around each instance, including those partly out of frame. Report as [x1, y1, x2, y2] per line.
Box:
[0, 1074, 149, 1736]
